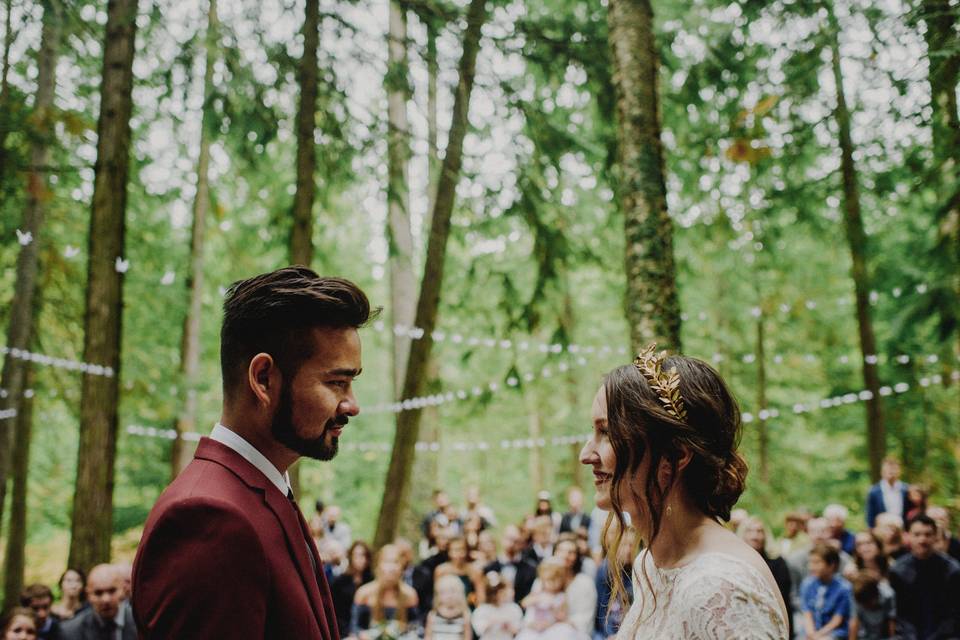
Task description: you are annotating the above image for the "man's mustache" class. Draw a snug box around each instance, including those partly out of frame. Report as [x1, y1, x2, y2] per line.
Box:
[326, 414, 349, 429]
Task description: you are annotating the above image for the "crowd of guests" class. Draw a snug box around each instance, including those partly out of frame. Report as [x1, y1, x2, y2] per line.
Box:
[1, 564, 136, 639]
[4, 454, 958, 640]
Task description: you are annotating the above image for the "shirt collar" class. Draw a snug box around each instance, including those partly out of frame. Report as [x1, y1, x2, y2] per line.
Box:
[210, 423, 291, 495]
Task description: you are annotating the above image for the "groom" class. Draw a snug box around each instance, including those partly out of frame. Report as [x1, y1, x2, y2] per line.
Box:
[132, 267, 375, 639]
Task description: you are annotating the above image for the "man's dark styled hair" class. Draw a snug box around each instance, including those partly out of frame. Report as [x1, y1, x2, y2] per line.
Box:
[907, 513, 937, 533]
[220, 267, 376, 397]
[19, 583, 53, 604]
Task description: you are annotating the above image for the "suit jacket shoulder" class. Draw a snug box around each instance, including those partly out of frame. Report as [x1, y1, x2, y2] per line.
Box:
[132, 438, 337, 640]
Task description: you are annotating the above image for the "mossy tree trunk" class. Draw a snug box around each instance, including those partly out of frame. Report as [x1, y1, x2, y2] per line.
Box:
[607, 0, 682, 354]
[0, 0, 58, 553]
[68, 0, 139, 571]
[373, 0, 488, 549]
[827, 7, 885, 481]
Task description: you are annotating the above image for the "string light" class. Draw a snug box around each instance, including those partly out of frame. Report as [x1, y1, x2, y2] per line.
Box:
[0, 408, 17, 421]
[0, 346, 114, 377]
[363, 355, 595, 414]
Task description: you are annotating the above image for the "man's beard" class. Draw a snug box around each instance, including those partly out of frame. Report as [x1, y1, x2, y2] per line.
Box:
[271, 384, 347, 461]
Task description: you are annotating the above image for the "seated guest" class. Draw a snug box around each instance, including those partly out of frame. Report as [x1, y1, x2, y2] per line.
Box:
[779, 511, 811, 557]
[415, 526, 452, 621]
[50, 569, 86, 620]
[738, 517, 793, 638]
[873, 513, 909, 561]
[787, 516, 852, 630]
[323, 505, 353, 550]
[59, 564, 137, 640]
[517, 559, 585, 640]
[848, 570, 895, 640]
[483, 525, 537, 605]
[522, 517, 555, 566]
[435, 537, 485, 607]
[800, 544, 852, 639]
[889, 514, 960, 640]
[423, 575, 472, 640]
[927, 505, 960, 563]
[532, 492, 560, 533]
[552, 537, 596, 636]
[559, 487, 591, 535]
[825, 504, 856, 556]
[331, 541, 374, 636]
[594, 527, 636, 640]
[905, 484, 928, 523]
[844, 530, 890, 582]
[19, 585, 59, 640]
[2, 607, 37, 640]
[352, 544, 420, 638]
[462, 486, 497, 530]
[472, 572, 523, 640]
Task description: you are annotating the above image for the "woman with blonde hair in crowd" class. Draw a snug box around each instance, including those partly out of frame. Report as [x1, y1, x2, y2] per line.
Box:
[579, 347, 788, 637]
[350, 544, 420, 638]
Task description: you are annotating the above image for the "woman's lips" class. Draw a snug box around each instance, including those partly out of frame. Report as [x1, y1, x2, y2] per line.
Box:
[593, 471, 611, 485]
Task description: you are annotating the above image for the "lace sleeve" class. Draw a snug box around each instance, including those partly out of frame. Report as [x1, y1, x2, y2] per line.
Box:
[679, 565, 789, 640]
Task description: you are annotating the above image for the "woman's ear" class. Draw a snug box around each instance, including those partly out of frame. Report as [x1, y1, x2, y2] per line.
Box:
[675, 444, 693, 472]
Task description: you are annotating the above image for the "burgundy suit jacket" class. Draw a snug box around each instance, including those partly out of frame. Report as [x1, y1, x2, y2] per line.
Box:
[131, 438, 338, 639]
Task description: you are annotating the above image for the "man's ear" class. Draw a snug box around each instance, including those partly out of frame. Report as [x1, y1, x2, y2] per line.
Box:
[248, 353, 278, 407]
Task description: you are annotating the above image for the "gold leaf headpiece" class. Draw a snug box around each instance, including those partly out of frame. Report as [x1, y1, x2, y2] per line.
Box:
[633, 343, 688, 421]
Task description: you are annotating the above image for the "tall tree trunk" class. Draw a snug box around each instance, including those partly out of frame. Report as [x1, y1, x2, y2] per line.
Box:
[171, 0, 218, 479]
[426, 19, 439, 211]
[408, 21, 443, 512]
[287, 0, 320, 498]
[68, 0, 139, 571]
[373, 0, 488, 549]
[0, 0, 14, 179]
[562, 288, 581, 488]
[387, 0, 416, 397]
[607, 0, 681, 353]
[919, 0, 960, 417]
[2, 366, 34, 611]
[0, 0, 59, 550]
[828, 9, 885, 481]
[289, 0, 319, 268]
[755, 312, 769, 484]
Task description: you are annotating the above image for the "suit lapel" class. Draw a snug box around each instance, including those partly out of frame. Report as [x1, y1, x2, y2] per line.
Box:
[263, 481, 334, 640]
[194, 438, 335, 640]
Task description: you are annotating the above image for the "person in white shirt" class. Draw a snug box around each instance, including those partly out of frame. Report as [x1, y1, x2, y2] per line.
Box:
[865, 456, 908, 528]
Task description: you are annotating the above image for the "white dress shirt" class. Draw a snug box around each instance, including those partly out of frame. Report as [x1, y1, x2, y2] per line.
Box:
[880, 479, 905, 518]
[210, 423, 291, 495]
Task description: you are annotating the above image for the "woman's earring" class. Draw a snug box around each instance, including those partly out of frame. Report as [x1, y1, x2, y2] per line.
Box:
[666, 503, 673, 517]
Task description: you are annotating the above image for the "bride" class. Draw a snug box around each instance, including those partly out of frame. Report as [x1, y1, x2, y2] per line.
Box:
[580, 346, 788, 639]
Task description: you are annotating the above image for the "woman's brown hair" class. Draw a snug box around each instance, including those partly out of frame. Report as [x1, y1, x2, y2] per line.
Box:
[601, 355, 748, 620]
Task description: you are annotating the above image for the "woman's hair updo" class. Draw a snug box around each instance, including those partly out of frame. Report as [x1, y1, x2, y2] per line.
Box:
[605, 354, 747, 528]
[602, 354, 748, 620]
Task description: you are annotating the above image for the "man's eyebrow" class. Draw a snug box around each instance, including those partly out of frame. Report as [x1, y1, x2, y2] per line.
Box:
[326, 367, 362, 377]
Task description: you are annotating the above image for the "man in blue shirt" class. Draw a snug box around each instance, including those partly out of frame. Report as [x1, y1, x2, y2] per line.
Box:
[801, 543, 852, 638]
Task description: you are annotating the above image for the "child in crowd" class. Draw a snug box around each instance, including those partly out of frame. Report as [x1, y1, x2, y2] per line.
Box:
[425, 574, 472, 640]
[472, 572, 523, 640]
[801, 544, 853, 639]
[848, 570, 896, 640]
[1, 607, 37, 640]
[516, 558, 582, 640]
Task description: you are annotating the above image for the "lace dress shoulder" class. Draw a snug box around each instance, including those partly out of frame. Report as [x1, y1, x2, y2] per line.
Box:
[616, 551, 788, 640]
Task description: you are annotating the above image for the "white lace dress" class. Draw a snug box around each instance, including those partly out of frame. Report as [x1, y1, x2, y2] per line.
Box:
[616, 551, 788, 639]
